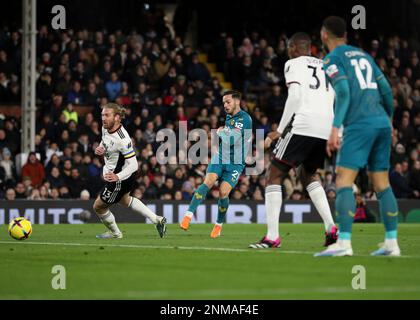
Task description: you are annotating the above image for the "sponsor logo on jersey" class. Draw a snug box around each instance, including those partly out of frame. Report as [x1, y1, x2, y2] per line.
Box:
[326, 64, 339, 78]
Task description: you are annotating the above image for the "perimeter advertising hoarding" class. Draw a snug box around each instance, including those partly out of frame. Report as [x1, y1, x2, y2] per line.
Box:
[0, 200, 418, 224]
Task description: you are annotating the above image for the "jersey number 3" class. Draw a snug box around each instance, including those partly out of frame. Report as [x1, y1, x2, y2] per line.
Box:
[350, 58, 378, 90]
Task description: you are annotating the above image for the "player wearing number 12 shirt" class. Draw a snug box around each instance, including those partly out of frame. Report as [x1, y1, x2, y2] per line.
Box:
[315, 16, 400, 257]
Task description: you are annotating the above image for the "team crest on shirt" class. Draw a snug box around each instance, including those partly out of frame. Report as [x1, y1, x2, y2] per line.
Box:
[326, 64, 339, 78]
[230, 120, 235, 125]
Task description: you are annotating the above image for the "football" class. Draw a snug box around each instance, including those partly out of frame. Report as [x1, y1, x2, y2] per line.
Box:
[8, 218, 32, 241]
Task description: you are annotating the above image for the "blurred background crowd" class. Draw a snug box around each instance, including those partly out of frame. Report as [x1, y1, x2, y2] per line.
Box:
[0, 3, 419, 202]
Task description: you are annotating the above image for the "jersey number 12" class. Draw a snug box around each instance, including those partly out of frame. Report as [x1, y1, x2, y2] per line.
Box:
[350, 58, 378, 90]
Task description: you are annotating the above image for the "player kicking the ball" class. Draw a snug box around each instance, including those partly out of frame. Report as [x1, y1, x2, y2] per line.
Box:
[249, 32, 338, 249]
[93, 103, 167, 239]
[179, 90, 252, 238]
[315, 17, 400, 257]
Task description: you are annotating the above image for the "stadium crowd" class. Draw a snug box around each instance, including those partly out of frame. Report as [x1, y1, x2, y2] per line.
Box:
[0, 20, 419, 201]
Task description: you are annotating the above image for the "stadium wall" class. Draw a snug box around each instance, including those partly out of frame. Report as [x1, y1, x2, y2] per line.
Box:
[0, 200, 419, 224]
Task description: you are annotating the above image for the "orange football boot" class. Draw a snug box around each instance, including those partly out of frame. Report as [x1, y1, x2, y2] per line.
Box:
[180, 215, 192, 231]
[210, 224, 222, 238]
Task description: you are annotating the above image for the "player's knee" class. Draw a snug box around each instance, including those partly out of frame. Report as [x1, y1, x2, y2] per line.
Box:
[93, 198, 107, 213]
[372, 181, 390, 193]
[219, 189, 231, 198]
[219, 184, 232, 198]
[267, 167, 286, 185]
[119, 195, 132, 207]
[301, 165, 318, 187]
[369, 172, 390, 193]
[204, 176, 217, 188]
[335, 174, 352, 188]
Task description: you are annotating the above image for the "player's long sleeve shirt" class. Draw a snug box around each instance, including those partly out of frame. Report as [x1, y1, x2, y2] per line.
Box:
[214, 109, 253, 166]
[324, 44, 392, 129]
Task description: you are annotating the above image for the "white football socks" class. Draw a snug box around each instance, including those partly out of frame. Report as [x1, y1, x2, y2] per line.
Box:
[337, 239, 352, 248]
[307, 181, 335, 232]
[384, 238, 399, 248]
[265, 185, 283, 241]
[99, 210, 121, 235]
[129, 196, 159, 224]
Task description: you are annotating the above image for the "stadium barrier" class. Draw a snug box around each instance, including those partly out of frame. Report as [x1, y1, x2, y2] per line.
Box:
[0, 200, 419, 224]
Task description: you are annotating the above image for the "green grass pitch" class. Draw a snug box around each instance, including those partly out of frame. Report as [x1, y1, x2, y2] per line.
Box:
[1, 223, 420, 299]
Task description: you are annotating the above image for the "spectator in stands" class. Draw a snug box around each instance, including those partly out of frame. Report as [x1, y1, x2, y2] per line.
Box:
[266, 85, 286, 122]
[36, 72, 53, 106]
[253, 187, 264, 200]
[0, 129, 13, 155]
[326, 188, 336, 200]
[62, 103, 78, 123]
[80, 189, 90, 200]
[67, 81, 84, 105]
[105, 72, 122, 101]
[66, 168, 86, 199]
[50, 188, 60, 200]
[4, 187, 15, 200]
[21, 152, 45, 188]
[390, 163, 414, 198]
[409, 160, 420, 198]
[59, 186, 71, 199]
[323, 171, 336, 192]
[0, 20, 419, 201]
[85, 82, 100, 106]
[187, 54, 210, 83]
[354, 193, 376, 223]
[0, 147, 16, 185]
[14, 182, 27, 199]
[290, 190, 303, 200]
[47, 166, 64, 189]
[39, 185, 49, 200]
[154, 52, 171, 80]
[258, 58, 280, 88]
[283, 169, 303, 199]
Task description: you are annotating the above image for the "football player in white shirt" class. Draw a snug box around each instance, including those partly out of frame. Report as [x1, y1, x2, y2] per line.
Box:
[93, 103, 167, 239]
[249, 32, 337, 249]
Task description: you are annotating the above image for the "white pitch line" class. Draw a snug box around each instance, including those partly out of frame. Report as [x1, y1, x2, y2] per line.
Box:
[0, 241, 417, 258]
[0, 240, 312, 254]
[125, 286, 420, 298]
